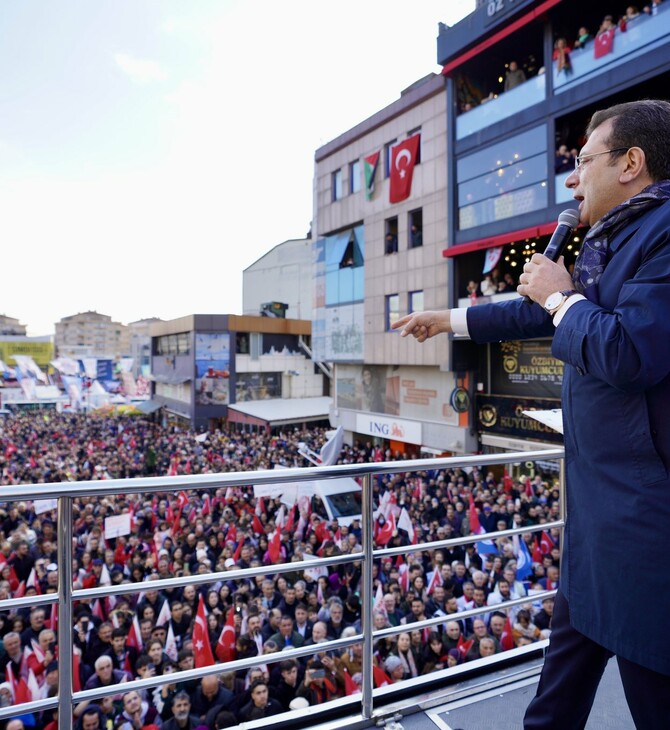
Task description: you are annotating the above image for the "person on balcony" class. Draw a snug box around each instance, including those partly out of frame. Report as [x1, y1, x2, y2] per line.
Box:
[504, 60, 526, 91]
[393, 99, 670, 729]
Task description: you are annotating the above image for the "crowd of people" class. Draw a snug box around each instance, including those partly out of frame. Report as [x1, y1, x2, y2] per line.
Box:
[0, 411, 561, 729]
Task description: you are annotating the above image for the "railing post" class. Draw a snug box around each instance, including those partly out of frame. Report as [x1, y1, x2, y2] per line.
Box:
[361, 472, 374, 720]
[58, 496, 74, 730]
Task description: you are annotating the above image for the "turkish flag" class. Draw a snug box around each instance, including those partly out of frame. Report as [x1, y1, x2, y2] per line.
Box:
[540, 531, 556, 555]
[201, 494, 211, 517]
[252, 514, 265, 536]
[73, 650, 82, 693]
[500, 615, 515, 650]
[233, 539, 244, 562]
[176, 491, 189, 510]
[389, 134, 420, 203]
[193, 594, 215, 668]
[376, 513, 395, 547]
[457, 635, 474, 659]
[216, 607, 237, 663]
[594, 28, 615, 59]
[532, 542, 543, 564]
[268, 530, 282, 564]
[126, 616, 142, 652]
[426, 568, 443, 595]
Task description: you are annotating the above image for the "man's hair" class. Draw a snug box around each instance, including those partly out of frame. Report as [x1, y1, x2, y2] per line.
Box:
[588, 99, 670, 181]
[172, 689, 191, 705]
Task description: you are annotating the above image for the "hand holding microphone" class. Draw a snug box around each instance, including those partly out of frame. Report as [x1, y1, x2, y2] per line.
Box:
[521, 209, 580, 303]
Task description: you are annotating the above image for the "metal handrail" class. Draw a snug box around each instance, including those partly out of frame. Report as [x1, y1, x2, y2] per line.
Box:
[0, 448, 564, 728]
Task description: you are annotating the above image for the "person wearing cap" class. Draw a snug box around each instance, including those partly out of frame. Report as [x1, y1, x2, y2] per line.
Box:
[383, 655, 405, 683]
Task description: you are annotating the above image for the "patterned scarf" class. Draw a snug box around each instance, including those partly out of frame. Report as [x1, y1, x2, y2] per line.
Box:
[572, 179, 670, 299]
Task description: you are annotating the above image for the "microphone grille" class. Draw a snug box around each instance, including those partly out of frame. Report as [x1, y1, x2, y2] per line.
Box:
[558, 209, 580, 228]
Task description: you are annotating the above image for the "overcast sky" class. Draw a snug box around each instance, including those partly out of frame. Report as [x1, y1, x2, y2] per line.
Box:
[0, 0, 475, 336]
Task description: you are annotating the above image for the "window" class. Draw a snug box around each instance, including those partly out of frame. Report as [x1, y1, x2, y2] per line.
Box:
[339, 230, 363, 269]
[408, 208, 423, 248]
[386, 294, 400, 331]
[409, 290, 424, 313]
[250, 333, 261, 361]
[408, 127, 422, 165]
[385, 217, 398, 255]
[332, 169, 343, 201]
[384, 139, 397, 178]
[349, 160, 361, 194]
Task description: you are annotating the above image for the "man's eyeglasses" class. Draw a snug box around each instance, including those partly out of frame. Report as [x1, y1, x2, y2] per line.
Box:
[574, 147, 629, 170]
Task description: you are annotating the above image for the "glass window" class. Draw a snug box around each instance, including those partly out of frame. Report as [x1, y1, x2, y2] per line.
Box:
[332, 169, 343, 201]
[458, 153, 546, 207]
[457, 126, 547, 182]
[250, 333, 261, 360]
[457, 126, 548, 231]
[386, 294, 400, 331]
[409, 290, 424, 313]
[385, 217, 398, 255]
[349, 160, 361, 194]
[384, 139, 397, 178]
[408, 209, 423, 248]
[459, 182, 548, 230]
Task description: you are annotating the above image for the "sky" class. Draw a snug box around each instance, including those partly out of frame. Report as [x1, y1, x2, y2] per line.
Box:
[0, 0, 475, 336]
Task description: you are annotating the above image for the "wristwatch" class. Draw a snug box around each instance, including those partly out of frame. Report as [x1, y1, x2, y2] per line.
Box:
[544, 289, 579, 315]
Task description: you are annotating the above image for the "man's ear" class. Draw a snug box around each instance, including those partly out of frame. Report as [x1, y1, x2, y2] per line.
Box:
[620, 147, 648, 184]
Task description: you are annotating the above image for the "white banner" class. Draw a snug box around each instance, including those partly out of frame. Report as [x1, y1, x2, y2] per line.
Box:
[105, 513, 131, 538]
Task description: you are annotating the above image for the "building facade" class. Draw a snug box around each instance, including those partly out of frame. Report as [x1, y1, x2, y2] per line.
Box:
[150, 314, 325, 429]
[313, 74, 477, 456]
[0, 315, 27, 336]
[55, 311, 130, 360]
[243, 237, 315, 321]
[438, 0, 670, 452]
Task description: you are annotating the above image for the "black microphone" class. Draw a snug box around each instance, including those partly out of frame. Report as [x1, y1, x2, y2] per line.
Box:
[523, 208, 580, 303]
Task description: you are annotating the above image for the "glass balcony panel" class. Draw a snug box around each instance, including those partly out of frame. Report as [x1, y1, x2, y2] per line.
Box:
[459, 153, 546, 207]
[554, 8, 670, 92]
[456, 75, 546, 139]
[459, 181, 548, 230]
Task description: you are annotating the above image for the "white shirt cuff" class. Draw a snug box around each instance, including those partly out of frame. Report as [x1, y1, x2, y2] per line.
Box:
[553, 294, 587, 326]
[450, 308, 470, 337]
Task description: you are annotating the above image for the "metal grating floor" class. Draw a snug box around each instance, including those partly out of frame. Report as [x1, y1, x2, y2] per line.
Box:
[400, 658, 635, 730]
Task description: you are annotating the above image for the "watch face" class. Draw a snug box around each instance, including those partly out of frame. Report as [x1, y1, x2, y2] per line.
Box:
[544, 292, 563, 311]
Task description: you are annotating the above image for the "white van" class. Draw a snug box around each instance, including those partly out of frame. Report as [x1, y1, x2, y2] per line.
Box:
[312, 477, 362, 527]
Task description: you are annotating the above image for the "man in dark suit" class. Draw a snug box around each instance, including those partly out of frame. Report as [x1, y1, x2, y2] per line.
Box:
[393, 99, 670, 730]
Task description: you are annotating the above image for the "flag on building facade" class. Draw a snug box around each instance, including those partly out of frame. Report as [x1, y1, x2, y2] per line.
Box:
[364, 151, 380, 201]
[389, 134, 420, 203]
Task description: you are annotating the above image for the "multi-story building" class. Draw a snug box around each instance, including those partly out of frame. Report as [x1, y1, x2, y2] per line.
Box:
[127, 318, 162, 379]
[150, 314, 327, 430]
[312, 0, 670, 457]
[438, 0, 670, 454]
[0, 315, 27, 336]
[243, 237, 314, 321]
[55, 311, 130, 360]
[313, 74, 477, 456]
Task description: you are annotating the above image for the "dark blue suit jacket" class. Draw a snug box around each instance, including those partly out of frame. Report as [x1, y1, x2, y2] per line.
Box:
[467, 198, 670, 675]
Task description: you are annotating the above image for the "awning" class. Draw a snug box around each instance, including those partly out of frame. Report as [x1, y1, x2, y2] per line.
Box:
[135, 399, 164, 414]
[442, 221, 557, 258]
[227, 396, 333, 427]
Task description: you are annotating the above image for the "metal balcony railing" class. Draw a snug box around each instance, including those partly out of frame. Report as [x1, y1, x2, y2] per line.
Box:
[0, 448, 564, 730]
